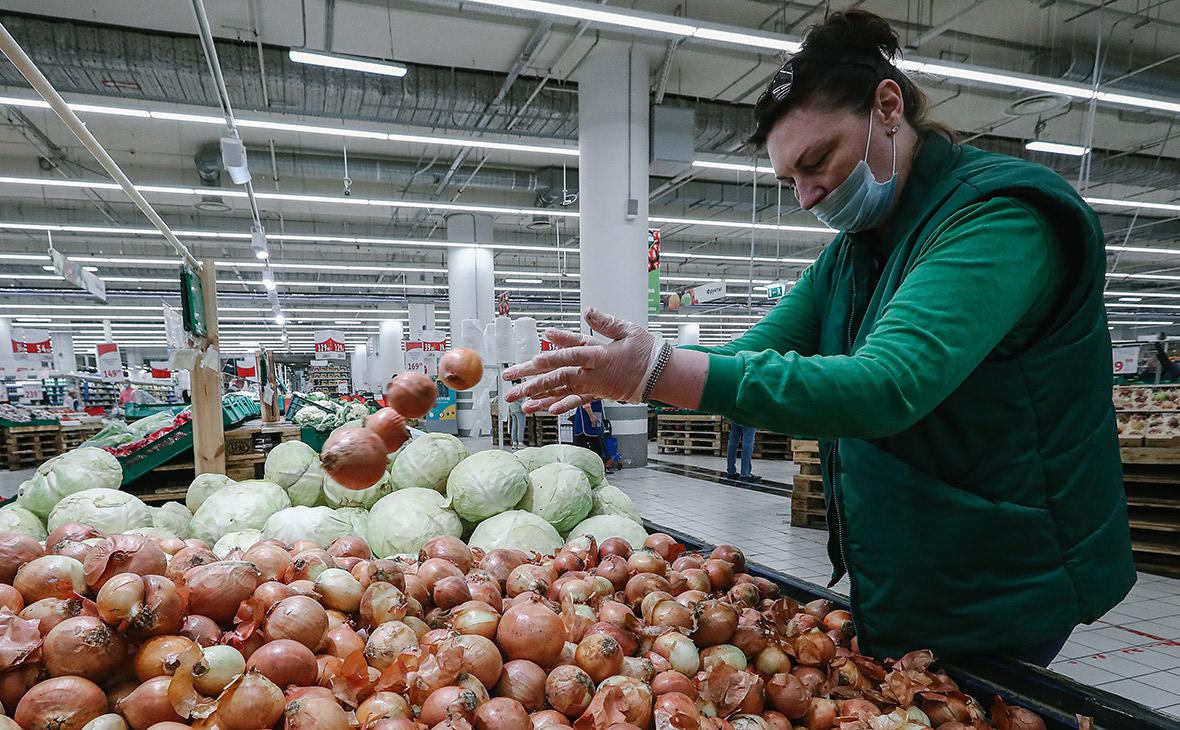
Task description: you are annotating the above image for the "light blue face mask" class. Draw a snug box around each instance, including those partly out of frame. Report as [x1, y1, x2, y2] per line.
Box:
[809, 114, 898, 233]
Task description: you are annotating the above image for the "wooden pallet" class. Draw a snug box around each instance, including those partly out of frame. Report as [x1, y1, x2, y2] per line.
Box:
[791, 471, 827, 530]
[529, 413, 559, 447]
[1, 424, 61, 470]
[752, 432, 791, 460]
[656, 414, 723, 456]
[1121, 441, 1180, 577]
[56, 424, 103, 452]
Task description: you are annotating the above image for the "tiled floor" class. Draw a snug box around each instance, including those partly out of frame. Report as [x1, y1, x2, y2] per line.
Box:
[612, 445, 1180, 720]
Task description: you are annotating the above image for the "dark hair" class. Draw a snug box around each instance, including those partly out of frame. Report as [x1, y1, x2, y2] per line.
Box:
[748, 9, 953, 147]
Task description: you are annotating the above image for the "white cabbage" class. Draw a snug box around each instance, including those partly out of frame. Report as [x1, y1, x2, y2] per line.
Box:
[188, 480, 291, 544]
[18, 447, 123, 519]
[468, 510, 563, 556]
[151, 502, 192, 538]
[388, 433, 468, 492]
[264, 441, 325, 507]
[587, 481, 643, 524]
[0, 505, 47, 540]
[532, 444, 605, 486]
[126, 526, 181, 541]
[517, 463, 593, 534]
[446, 450, 529, 522]
[564, 514, 648, 549]
[367, 488, 463, 557]
[262, 506, 355, 547]
[322, 470, 392, 510]
[213, 529, 263, 558]
[48, 488, 152, 535]
[515, 446, 543, 471]
[335, 507, 370, 543]
[186, 473, 235, 513]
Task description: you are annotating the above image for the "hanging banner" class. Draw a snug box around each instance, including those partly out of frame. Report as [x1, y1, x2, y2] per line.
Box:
[667, 280, 727, 310]
[1113, 346, 1141, 375]
[648, 229, 661, 315]
[540, 338, 557, 352]
[11, 328, 51, 355]
[96, 342, 122, 380]
[236, 354, 257, 378]
[405, 331, 446, 377]
[313, 330, 347, 360]
[50, 249, 107, 302]
[497, 291, 510, 317]
[149, 361, 172, 379]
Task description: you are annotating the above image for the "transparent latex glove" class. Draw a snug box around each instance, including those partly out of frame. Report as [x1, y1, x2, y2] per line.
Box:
[503, 308, 660, 414]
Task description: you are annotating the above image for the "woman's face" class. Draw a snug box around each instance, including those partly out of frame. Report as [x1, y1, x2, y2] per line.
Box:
[765, 82, 902, 211]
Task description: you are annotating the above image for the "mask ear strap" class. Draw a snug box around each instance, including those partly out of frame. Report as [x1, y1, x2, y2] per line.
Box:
[889, 128, 897, 176]
[864, 113, 875, 160]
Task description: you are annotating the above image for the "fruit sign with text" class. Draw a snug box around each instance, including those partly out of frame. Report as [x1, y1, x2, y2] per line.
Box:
[313, 330, 347, 360]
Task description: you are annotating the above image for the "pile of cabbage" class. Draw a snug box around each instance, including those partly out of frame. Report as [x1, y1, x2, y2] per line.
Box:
[290, 393, 371, 431]
[2, 434, 646, 562]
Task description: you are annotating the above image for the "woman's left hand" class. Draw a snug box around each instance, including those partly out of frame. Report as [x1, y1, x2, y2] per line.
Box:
[503, 308, 658, 414]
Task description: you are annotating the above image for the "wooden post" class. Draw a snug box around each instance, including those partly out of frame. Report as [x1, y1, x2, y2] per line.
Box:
[192, 258, 225, 474]
[260, 348, 279, 423]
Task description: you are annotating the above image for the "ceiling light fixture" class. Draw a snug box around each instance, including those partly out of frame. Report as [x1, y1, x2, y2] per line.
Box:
[1119, 297, 1144, 302]
[251, 225, 269, 260]
[504, 278, 543, 284]
[288, 48, 409, 78]
[1025, 140, 1089, 156]
[692, 160, 776, 175]
[1087, 197, 1180, 213]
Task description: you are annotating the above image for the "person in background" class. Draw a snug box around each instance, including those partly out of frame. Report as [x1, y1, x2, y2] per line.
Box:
[64, 387, 83, 411]
[119, 381, 135, 406]
[572, 399, 605, 458]
[726, 420, 759, 481]
[180, 389, 191, 403]
[1153, 335, 1180, 381]
[508, 380, 527, 449]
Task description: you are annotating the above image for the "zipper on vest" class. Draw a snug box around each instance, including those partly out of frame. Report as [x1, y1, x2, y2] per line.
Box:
[830, 272, 860, 638]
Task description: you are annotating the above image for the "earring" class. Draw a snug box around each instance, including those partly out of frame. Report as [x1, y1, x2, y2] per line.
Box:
[889, 125, 900, 135]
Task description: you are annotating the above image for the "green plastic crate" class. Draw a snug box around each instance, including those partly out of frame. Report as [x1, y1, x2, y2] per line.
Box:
[118, 397, 262, 485]
[300, 426, 330, 453]
[124, 403, 180, 421]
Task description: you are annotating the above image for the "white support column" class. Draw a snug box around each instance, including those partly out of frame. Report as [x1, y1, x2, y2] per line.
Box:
[374, 320, 405, 389]
[578, 43, 651, 466]
[677, 323, 700, 347]
[0, 318, 14, 376]
[351, 345, 369, 393]
[447, 213, 496, 438]
[51, 332, 75, 374]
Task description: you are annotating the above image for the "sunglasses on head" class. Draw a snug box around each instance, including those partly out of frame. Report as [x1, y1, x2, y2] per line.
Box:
[757, 56, 887, 107]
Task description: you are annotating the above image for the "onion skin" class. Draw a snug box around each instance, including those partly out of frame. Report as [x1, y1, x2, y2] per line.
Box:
[494, 660, 547, 712]
[0, 533, 45, 584]
[165, 548, 217, 583]
[497, 602, 565, 668]
[83, 535, 167, 592]
[356, 692, 413, 724]
[545, 665, 595, 718]
[263, 595, 328, 651]
[43, 616, 127, 682]
[14, 555, 86, 603]
[365, 408, 410, 452]
[385, 372, 439, 420]
[21, 596, 98, 637]
[114, 676, 182, 730]
[183, 561, 260, 625]
[320, 427, 390, 490]
[15, 676, 108, 730]
[245, 638, 318, 688]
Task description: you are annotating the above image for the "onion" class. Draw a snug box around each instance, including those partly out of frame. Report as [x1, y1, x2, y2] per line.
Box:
[679, 569, 710, 593]
[246, 639, 317, 688]
[434, 575, 472, 610]
[133, 635, 197, 681]
[763, 712, 791, 730]
[360, 582, 410, 629]
[324, 625, 365, 659]
[215, 669, 284, 730]
[0, 662, 42, 710]
[732, 620, 769, 658]
[494, 660, 547, 711]
[16, 676, 108, 730]
[755, 645, 791, 675]
[315, 568, 363, 613]
[620, 656, 654, 683]
[675, 590, 708, 609]
[452, 634, 503, 689]
[470, 696, 529, 730]
[83, 535, 167, 591]
[193, 644, 245, 696]
[649, 600, 693, 630]
[128, 576, 187, 637]
[286, 550, 337, 584]
[43, 616, 127, 681]
[627, 549, 666, 576]
[356, 691, 413, 724]
[96, 572, 144, 627]
[597, 676, 653, 728]
[165, 547, 217, 583]
[671, 555, 702, 571]
[420, 685, 485, 727]
[544, 665, 594, 718]
[480, 549, 529, 584]
[253, 581, 296, 613]
[791, 666, 827, 695]
[369, 721, 421, 730]
[623, 574, 670, 605]
[14, 555, 86, 603]
[703, 559, 735, 591]
[793, 631, 836, 666]
[439, 348, 484, 390]
[701, 644, 748, 671]
[1008, 707, 1048, 730]
[179, 615, 220, 647]
[653, 692, 700, 728]
[365, 407, 410, 452]
[802, 599, 832, 620]
[838, 699, 882, 721]
[652, 632, 700, 676]
[466, 573, 504, 612]
[320, 426, 390, 490]
[316, 654, 343, 688]
[50, 539, 94, 564]
[263, 595, 328, 651]
[651, 670, 694, 696]
[693, 601, 738, 646]
[803, 698, 837, 730]
[505, 564, 554, 598]
[114, 676, 182, 730]
[598, 538, 632, 560]
[452, 600, 501, 640]
[709, 545, 746, 573]
[0, 533, 45, 584]
[242, 543, 292, 583]
[47, 523, 103, 548]
[575, 632, 625, 683]
[289, 540, 320, 555]
[593, 556, 630, 592]
[284, 695, 352, 730]
[364, 621, 418, 670]
[81, 714, 129, 730]
[497, 602, 564, 667]
[184, 561, 260, 625]
[642, 534, 679, 562]
[728, 583, 762, 608]
[21, 596, 98, 636]
[385, 372, 438, 419]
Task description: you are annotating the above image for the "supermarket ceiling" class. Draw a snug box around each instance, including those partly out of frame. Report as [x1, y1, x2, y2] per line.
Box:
[2, 0, 1180, 352]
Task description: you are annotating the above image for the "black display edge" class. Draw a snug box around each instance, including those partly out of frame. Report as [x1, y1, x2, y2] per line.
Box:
[644, 520, 1176, 730]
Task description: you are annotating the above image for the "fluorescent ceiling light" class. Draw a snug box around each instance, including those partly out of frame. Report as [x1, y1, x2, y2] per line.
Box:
[1106, 291, 1180, 300]
[1119, 297, 1144, 302]
[1108, 320, 1174, 326]
[693, 160, 776, 175]
[691, 26, 799, 52]
[15, 317, 50, 322]
[464, 0, 696, 35]
[650, 215, 833, 234]
[338, 320, 363, 324]
[1087, 197, 1180, 213]
[1105, 245, 1180, 255]
[1025, 141, 1089, 156]
[274, 314, 286, 326]
[504, 278, 543, 284]
[289, 49, 408, 77]
[41, 265, 97, 272]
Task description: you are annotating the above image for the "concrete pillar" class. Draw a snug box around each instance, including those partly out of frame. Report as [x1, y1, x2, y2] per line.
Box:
[447, 213, 496, 437]
[407, 304, 435, 341]
[578, 44, 651, 466]
[0, 318, 14, 376]
[374, 320, 405, 389]
[351, 345, 369, 393]
[51, 332, 76, 373]
[102, 320, 113, 341]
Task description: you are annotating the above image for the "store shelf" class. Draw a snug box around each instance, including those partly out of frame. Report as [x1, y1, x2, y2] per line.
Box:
[309, 362, 352, 394]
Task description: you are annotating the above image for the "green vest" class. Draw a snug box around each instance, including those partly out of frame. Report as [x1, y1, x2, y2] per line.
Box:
[810, 134, 1136, 658]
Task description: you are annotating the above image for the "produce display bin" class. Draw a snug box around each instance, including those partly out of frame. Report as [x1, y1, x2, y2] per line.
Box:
[124, 403, 180, 421]
[649, 520, 1175, 730]
[300, 426, 330, 452]
[118, 397, 261, 486]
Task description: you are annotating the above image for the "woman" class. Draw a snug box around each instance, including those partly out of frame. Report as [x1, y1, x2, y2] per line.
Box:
[505, 9, 1135, 664]
[508, 380, 527, 448]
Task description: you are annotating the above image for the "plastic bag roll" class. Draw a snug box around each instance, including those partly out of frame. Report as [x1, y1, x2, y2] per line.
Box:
[512, 317, 541, 362]
[493, 316, 514, 363]
[460, 319, 486, 358]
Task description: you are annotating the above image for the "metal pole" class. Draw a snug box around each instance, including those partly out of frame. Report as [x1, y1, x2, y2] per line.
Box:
[0, 20, 201, 271]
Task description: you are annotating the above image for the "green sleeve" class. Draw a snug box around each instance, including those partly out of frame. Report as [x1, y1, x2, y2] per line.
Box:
[697, 197, 1062, 438]
[681, 263, 821, 358]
